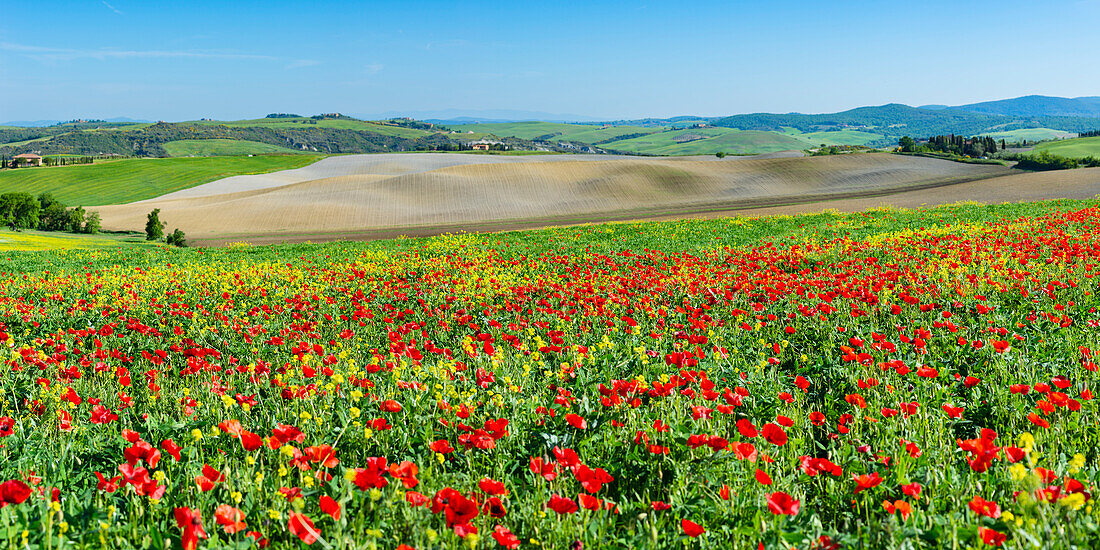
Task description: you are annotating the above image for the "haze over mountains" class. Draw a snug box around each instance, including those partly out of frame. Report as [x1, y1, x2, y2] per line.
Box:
[921, 95, 1100, 118]
[4, 95, 1099, 159]
[6, 95, 1099, 128]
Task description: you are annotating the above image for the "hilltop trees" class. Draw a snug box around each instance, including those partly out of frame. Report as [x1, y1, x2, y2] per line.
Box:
[146, 209, 165, 241]
[898, 135, 1001, 157]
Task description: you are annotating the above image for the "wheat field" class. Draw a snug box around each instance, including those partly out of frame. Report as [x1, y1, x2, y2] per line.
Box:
[96, 153, 1020, 243]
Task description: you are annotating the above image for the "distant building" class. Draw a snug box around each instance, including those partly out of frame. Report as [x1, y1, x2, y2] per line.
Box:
[11, 153, 42, 167]
[470, 139, 501, 151]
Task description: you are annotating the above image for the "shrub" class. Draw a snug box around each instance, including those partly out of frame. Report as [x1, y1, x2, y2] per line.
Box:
[145, 209, 165, 241]
[166, 228, 187, 247]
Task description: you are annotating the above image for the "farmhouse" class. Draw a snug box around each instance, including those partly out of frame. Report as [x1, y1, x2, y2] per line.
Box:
[469, 139, 502, 151]
[11, 153, 43, 167]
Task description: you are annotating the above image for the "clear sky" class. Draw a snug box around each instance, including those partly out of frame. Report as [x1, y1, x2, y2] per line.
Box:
[2, 0, 1098, 122]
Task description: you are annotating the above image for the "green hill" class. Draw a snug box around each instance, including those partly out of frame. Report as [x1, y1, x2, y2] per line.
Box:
[0, 155, 321, 206]
[1034, 136, 1100, 159]
[162, 139, 308, 157]
[448, 121, 660, 143]
[600, 128, 807, 155]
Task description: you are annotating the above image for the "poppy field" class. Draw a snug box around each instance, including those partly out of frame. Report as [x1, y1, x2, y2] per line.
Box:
[1, 200, 1099, 549]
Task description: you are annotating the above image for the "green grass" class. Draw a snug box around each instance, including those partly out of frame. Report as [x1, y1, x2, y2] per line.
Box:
[980, 128, 1074, 143]
[602, 128, 808, 155]
[188, 118, 435, 138]
[799, 129, 884, 146]
[0, 155, 322, 206]
[162, 139, 309, 157]
[1034, 135, 1100, 158]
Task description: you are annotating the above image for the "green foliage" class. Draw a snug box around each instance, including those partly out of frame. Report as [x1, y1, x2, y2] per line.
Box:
[0, 192, 40, 229]
[82, 211, 101, 234]
[165, 228, 187, 247]
[67, 205, 86, 233]
[898, 136, 916, 152]
[919, 134, 1001, 157]
[715, 151, 726, 158]
[37, 193, 69, 231]
[145, 208, 165, 241]
[1011, 151, 1081, 171]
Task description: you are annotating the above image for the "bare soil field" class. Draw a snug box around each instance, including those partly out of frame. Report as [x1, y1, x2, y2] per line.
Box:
[95, 152, 1021, 245]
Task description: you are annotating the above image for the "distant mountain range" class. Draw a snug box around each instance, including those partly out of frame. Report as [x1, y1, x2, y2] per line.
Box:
[920, 95, 1100, 118]
[4, 96, 1099, 158]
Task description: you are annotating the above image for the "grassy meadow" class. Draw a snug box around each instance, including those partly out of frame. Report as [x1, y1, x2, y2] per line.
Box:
[1034, 135, 1100, 158]
[162, 139, 309, 157]
[0, 154, 322, 206]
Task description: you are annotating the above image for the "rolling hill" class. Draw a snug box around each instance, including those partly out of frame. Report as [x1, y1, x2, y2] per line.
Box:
[94, 152, 1010, 243]
[1034, 135, 1100, 158]
[945, 95, 1100, 117]
[0, 155, 321, 206]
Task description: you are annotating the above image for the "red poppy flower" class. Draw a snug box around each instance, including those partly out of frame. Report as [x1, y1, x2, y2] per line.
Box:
[95, 472, 122, 493]
[479, 477, 508, 496]
[405, 492, 429, 507]
[719, 485, 731, 500]
[0, 480, 31, 508]
[547, 494, 578, 515]
[161, 439, 182, 461]
[492, 525, 520, 549]
[651, 500, 671, 511]
[240, 430, 263, 451]
[900, 483, 922, 500]
[767, 491, 800, 515]
[195, 464, 226, 492]
[564, 413, 587, 429]
[304, 445, 339, 468]
[760, 423, 788, 446]
[979, 527, 1007, 546]
[853, 472, 883, 494]
[289, 512, 321, 545]
[319, 495, 341, 520]
[529, 457, 557, 481]
[430, 440, 454, 454]
[681, 519, 705, 537]
[388, 461, 419, 489]
[174, 507, 208, 550]
[214, 504, 247, 534]
[969, 496, 1001, 519]
[754, 469, 773, 485]
[736, 418, 758, 438]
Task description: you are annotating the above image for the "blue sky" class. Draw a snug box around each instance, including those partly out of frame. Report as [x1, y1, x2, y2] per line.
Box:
[2, 0, 1098, 121]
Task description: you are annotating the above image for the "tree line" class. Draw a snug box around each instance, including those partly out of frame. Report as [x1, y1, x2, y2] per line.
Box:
[898, 134, 1003, 157]
[0, 192, 100, 234]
